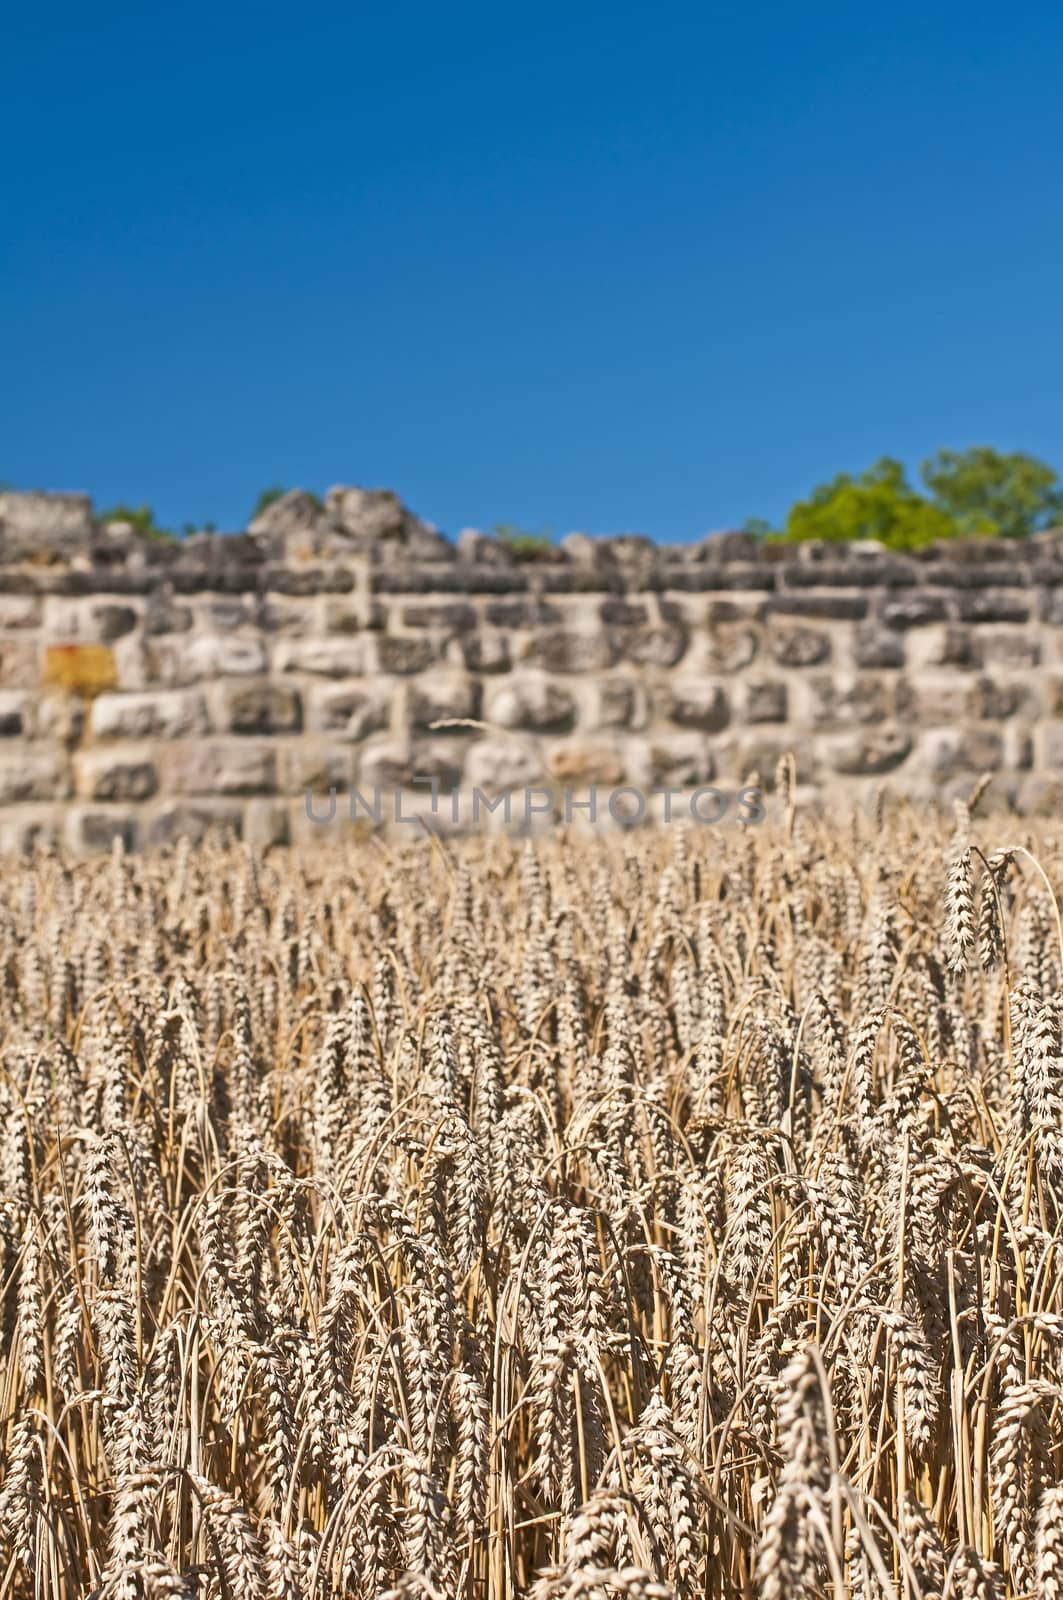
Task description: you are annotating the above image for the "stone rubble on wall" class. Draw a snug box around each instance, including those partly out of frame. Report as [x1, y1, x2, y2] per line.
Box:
[2, 485, 1063, 850]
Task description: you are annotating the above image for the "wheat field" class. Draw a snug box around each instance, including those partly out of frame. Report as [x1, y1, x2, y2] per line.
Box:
[3, 786, 1063, 1599]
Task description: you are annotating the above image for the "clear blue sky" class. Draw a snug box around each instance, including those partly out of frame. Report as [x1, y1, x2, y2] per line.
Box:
[4, 1, 1063, 540]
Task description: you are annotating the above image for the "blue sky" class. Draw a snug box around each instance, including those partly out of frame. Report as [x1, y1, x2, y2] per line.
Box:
[4, 1, 1063, 540]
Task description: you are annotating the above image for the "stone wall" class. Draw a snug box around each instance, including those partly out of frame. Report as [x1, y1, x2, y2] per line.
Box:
[2, 484, 1062, 850]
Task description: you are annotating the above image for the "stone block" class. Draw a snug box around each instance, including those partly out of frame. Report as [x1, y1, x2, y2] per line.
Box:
[702, 622, 760, 672]
[666, 681, 729, 732]
[614, 621, 688, 666]
[957, 595, 1030, 623]
[488, 677, 577, 733]
[243, 799, 290, 849]
[460, 631, 511, 672]
[74, 747, 159, 801]
[376, 635, 439, 675]
[593, 677, 648, 730]
[357, 737, 463, 790]
[627, 734, 714, 789]
[804, 674, 891, 727]
[0, 749, 71, 804]
[309, 681, 391, 741]
[743, 680, 788, 723]
[36, 693, 85, 746]
[401, 602, 477, 630]
[219, 683, 302, 736]
[819, 729, 912, 775]
[769, 624, 831, 667]
[545, 742, 625, 786]
[917, 727, 1005, 774]
[65, 808, 140, 853]
[274, 638, 368, 676]
[168, 740, 278, 796]
[405, 675, 481, 733]
[91, 689, 209, 740]
[282, 743, 356, 794]
[0, 692, 30, 736]
[148, 802, 245, 847]
[144, 595, 193, 635]
[521, 629, 617, 673]
[465, 739, 544, 790]
[44, 643, 117, 694]
[978, 631, 1041, 668]
[0, 595, 42, 628]
[851, 626, 905, 669]
[880, 593, 949, 628]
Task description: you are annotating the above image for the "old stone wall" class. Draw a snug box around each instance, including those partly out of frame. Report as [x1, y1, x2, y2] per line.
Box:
[1, 485, 1061, 850]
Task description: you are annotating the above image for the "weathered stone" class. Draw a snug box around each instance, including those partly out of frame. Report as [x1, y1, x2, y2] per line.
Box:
[91, 690, 210, 740]
[1018, 775, 1063, 816]
[769, 625, 831, 668]
[262, 599, 317, 633]
[805, 674, 891, 727]
[169, 740, 278, 796]
[600, 600, 649, 627]
[66, 808, 139, 853]
[220, 683, 301, 736]
[376, 636, 439, 675]
[978, 631, 1041, 668]
[880, 593, 949, 627]
[0, 490, 93, 552]
[456, 530, 518, 566]
[402, 602, 477, 630]
[769, 594, 869, 620]
[488, 677, 577, 733]
[310, 682, 391, 741]
[405, 675, 481, 733]
[967, 677, 1035, 719]
[460, 631, 511, 672]
[243, 800, 290, 849]
[144, 595, 193, 635]
[484, 599, 556, 628]
[593, 678, 647, 730]
[628, 735, 714, 789]
[918, 727, 1005, 773]
[465, 739, 544, 790]
[44, 643, 117, 695]
[248, 489, 325, 539]
[274, 638, 366, 676]
[36, 693, 85, 746]
[666, 681, 729, 732]
[851, 626, 905, 669]
[324, 485, 406, 541]
[202, 599, 250, 630]
[0, 750, 71, 804]
[743, 680, 788, 722]
[523, 629, 617, 673]
[0, 595, 42, 628]
[282, 743, 355, 794]
[546, 743, 625, 786]
[702, 623, 760, 672]
[357, 737, 463, 790]
[148, 802, 245, 847]
[154, 635, 268, 683]
[819, 729, 912, 775]
[0, 808, 60, 854]
[615, 621, 688, 667]
[74, 747, 159, 801]
[0, 693, 30, 737]
[957, 594, 1030, 623]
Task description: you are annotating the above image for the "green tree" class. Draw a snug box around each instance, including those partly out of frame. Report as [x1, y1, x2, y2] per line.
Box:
[96, 503, 175, 541]
[920, 446, 1063, 539]
[782, 457, 958, 550]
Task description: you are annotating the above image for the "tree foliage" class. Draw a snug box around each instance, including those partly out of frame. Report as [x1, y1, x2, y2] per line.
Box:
[762, 446, 1063, 550]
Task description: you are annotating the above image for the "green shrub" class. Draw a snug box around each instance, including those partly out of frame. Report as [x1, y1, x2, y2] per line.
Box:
[491, 521, 555, 560]
[96, 503, 175, 541]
